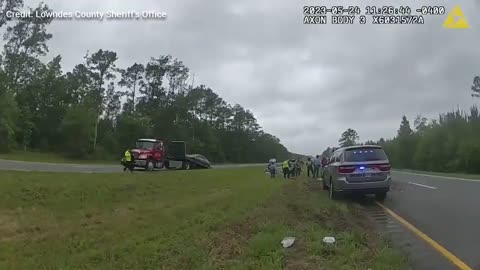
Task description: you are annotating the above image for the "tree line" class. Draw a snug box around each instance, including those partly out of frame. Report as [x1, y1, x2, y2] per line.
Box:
[323, 80, 480, 174]
[379, 107, 480, 174]
[0, 1, 290, 163]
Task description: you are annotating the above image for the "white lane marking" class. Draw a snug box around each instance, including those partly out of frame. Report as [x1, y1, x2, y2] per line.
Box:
[408, 182, 437, 190]
[393, 170, 480, 183]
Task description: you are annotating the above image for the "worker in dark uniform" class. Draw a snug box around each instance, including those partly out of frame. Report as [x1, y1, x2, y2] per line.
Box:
[306, 157, 314, 178]
[321, 156, 328, 178]
[288, 159, 296, 179]
[123, 148, 134, 172]
[313, 155, 321, 178]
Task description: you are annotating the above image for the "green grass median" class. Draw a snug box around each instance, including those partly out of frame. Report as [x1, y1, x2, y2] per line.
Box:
[0, 168, 407, 270]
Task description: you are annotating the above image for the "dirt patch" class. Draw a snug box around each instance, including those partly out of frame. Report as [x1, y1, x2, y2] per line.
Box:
[0, 210, 54, 243]
[283, 241, 312, 270]
[0, 211, 19, 242]
[112, 207, 135, 218]
[210, 215, 259, 261]
[306, 179, 324, 191]
[208, 182, 297, 264]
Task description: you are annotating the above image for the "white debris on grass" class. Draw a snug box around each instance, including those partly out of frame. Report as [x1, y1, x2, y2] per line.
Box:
[322, 236, 336, 244]
[281, 237, 296, 248]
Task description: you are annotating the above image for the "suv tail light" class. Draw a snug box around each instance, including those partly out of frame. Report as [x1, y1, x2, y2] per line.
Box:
[376, 163, 391, 171]
[338, 165, 355, 174]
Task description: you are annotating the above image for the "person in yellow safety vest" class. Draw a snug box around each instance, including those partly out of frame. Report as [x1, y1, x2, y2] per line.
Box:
[282, 160, 290, 179]
[123, 148, 134, 172]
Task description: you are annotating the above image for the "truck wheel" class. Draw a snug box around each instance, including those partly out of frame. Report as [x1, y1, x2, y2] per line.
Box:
[182, 161, 190, 170]
[145, 159, 154, 172]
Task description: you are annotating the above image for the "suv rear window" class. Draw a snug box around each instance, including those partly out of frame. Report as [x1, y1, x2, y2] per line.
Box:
[344, 147, 388, 162]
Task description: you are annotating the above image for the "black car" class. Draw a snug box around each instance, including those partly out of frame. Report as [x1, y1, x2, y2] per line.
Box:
[185, 154, 211, 169]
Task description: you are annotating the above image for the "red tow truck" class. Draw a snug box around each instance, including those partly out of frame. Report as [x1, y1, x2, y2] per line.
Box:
[122, 138, 211, 171]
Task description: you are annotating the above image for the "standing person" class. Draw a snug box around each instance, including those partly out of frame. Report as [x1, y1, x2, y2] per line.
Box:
[313, 155, 321, 179]
[123, 148, 134, 173]
[321, 156, 328, 167]
[306, 157, 314, 178]
[282, 159, 290, 179]
[268, 160, 277, 179]
[294, 159, 299, 177]
[321, 156, 328, 178]
[295, 159, 303, 177]
[301, 159, 305, 176]
[288, 159, 296, 179]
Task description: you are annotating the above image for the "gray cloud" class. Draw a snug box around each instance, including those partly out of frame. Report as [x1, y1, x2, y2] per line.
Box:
[18, 0, 480, 154]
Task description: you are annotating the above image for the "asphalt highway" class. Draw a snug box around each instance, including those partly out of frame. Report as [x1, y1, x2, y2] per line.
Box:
[385, 171, 480, 270]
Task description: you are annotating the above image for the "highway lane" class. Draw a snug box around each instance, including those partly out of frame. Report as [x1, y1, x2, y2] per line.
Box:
[385, 171, 480, 269]
[0, 159, 264, 173]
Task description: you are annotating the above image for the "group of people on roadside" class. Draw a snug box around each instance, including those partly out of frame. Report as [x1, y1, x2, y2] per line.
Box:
[305, 155, 327, 179]
[279, 158, 304, 179]
[266, 155, 329, 179]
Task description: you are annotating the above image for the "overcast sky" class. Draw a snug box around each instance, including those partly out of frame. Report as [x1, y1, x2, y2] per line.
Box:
[18, 0, 480, 155]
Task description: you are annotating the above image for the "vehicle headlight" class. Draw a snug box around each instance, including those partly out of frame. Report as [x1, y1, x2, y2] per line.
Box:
[139, 154, 147, 159]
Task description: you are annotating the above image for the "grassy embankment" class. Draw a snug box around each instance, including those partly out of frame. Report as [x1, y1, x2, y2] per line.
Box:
[0, 168, 407, 270]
